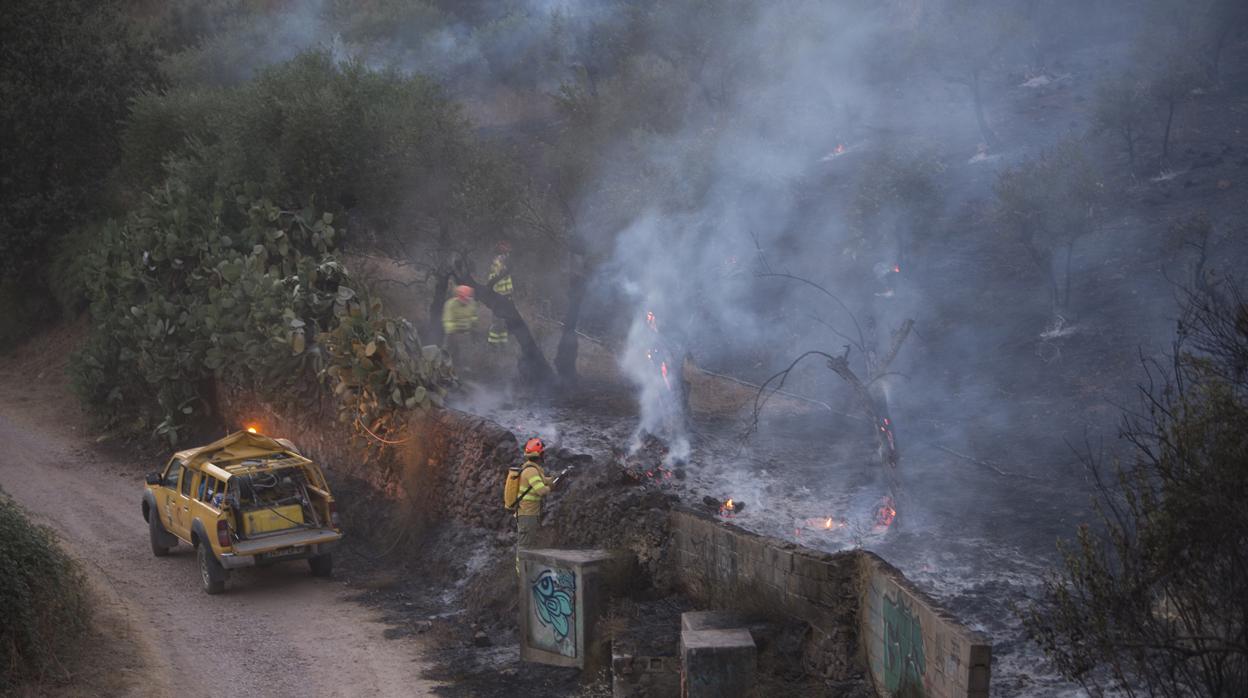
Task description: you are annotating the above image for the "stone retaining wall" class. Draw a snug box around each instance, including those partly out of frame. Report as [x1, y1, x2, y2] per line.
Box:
[859, 552, 991, 698]
[669, 509, 991, 696]
[669, 509, 861, 681]
[217, 386, 519, 532]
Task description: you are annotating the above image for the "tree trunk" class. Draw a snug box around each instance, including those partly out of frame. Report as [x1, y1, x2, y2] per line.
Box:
[553, 268, 588, 386]
[457, 273, 556, 391]
[426, 269, 452, 346]
[970, 70, 1001, 149]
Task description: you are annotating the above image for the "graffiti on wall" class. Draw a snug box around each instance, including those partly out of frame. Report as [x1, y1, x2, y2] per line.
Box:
[529, 567, 577, 657]
[883, 592, 927, 697]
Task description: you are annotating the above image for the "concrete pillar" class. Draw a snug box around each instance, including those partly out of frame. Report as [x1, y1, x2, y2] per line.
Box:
[680, 628, 756, 698]
[518, 548, 636, 671]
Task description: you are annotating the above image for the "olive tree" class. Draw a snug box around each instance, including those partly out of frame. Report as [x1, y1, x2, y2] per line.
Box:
[994, 138, 1105, 316]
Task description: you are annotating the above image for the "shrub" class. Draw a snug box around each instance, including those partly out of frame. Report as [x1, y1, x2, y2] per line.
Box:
[0, 492, 91, 691]
[72, 176, 452, 444]
[1022, 280, 1248, 696]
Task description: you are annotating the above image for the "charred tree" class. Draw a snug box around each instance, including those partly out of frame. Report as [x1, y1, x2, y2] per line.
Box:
[452, 266, 556, 390]
[425, 267, 453, 346]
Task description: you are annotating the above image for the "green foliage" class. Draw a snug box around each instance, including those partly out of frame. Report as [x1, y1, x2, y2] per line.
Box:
[0, 491, 91, 691]
[123, 51, 499, 232]
[71, 177, 450, 445]
[1023, 282, 1248, 696]
[321, 288, 454, 429]
[0, 0, 160, 289]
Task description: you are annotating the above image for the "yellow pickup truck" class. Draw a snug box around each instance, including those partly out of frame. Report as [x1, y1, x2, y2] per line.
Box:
[141, 429, 343, 594]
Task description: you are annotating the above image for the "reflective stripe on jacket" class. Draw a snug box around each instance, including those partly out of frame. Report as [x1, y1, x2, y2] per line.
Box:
[489, 257, 513, 295]
[516, 460, 552, 516]
[442, 297, 478, 335]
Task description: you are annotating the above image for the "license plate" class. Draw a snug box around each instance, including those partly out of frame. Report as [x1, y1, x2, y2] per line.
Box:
[262, 545, 306, 560]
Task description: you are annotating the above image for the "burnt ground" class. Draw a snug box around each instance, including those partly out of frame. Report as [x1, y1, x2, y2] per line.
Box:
[363, 37, 1248, 698]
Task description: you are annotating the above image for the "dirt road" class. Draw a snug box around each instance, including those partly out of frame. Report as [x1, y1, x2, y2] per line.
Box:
[0, 330, 444, 697]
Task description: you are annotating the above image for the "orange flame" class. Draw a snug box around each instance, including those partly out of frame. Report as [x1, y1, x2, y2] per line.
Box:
[245, 425, 260, 434]
[875, 498, 897, 529]
[645, 311, 658, 332]
[892, 264, 900, 273]
[660, 361, 671, 390]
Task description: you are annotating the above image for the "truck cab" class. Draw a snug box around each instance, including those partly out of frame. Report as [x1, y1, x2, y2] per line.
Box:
[141, 429, 342, 594]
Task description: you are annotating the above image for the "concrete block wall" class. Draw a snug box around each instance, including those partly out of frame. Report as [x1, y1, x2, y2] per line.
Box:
[669, 510, 991, 696]
[858, 552, 991, 698]
[669, 509, 860, 680]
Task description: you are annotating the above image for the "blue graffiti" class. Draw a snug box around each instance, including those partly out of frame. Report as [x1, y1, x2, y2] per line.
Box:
[532, 569, 576, 639]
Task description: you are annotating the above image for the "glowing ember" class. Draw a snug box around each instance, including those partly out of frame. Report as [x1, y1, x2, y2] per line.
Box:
[645, 311, 658, 332]
[892, 264, 900, 273]
[660, 361, 671, 390]
[874, 497, 897, 530]
[718, 498, 745, 517]
[879, 418, 896, 452]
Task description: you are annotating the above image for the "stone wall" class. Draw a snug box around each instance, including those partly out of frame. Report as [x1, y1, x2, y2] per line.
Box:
[217, 386, 520, 533]
[669, 509, 861, 681]
[669, 510, 992, 696]
[859, 553, 991, 698]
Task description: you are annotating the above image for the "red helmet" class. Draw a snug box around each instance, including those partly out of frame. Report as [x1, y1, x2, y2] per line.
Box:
[455, 285, 474, 301]
[496, 240, 512, 254]
[524, 437, 544, 456]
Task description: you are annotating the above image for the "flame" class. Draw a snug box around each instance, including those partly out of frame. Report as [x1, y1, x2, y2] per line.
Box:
[892, 264, 900, 273]
[834, 143, 846, 154]
[645, 311, 658, 332]
[824, 517, 834, 529]
[245, 425, 259, 434]
[660, 361, 671, 390]
[875, 497, 897, 529]
[725, 498, 735, 510]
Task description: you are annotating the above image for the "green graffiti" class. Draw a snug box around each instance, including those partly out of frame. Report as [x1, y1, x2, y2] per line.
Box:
[883, 593, 927, 697]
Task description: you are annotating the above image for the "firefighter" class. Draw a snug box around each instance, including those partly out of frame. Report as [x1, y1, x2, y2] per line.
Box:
[486, 241, 513, 347]
[516, 437, 555, 551]
[442, 284, 478, 367]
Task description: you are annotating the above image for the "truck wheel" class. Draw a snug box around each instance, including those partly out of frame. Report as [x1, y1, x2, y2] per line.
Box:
[149, 512, 172, 557]
[199, 544, 227, 594]
[308, 553, 333, 578]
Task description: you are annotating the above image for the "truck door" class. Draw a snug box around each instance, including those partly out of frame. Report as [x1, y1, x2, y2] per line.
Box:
[171, 465, 196, 540]
[160, 458, 182, 532]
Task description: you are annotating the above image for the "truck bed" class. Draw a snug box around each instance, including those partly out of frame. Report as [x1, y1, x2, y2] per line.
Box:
[232, 527, 341, 556]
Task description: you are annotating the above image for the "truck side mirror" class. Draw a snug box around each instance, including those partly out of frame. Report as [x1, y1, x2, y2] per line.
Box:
[145, 472, 161, 485]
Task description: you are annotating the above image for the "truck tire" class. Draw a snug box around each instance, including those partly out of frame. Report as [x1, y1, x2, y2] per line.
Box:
[199, 544, 227, 594]
[149, 512, 173, 557]
[308, 553, 333, 578]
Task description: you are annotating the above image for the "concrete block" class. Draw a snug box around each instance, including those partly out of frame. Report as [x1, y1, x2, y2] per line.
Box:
[519, 548, 637, 671]
[613, 648, 680, 698]
[680, 610, 749, 632]
[680, 628, 756, 698]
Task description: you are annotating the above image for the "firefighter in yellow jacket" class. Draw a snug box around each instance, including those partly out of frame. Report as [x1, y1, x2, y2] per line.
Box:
[516, 437, 555, 549]
[486, 241, 513, 347]
[442, 285, 478, 368]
